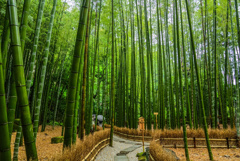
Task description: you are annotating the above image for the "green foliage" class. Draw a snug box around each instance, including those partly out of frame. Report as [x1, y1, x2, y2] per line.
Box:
[0, 0, 239, 159]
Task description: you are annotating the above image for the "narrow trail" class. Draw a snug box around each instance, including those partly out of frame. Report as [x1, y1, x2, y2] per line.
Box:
[95, 135, 149, 161]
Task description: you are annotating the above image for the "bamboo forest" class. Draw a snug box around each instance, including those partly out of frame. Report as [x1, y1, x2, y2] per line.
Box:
[0, 0, 240, 160]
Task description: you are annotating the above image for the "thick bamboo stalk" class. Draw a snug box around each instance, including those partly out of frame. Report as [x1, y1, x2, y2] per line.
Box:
[8, 0, 32, 140]
[64, 0, 90, 147]
[0, 33, 11, 161]
[8, 0, 38, 159]
[79, 1, 91, 140]
[1, 4, 10, 80]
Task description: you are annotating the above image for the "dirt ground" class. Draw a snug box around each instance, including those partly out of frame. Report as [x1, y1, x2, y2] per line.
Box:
[10, 125, 81, 161]
[11, 126, 240, 161]
[170, 148, 240, 161]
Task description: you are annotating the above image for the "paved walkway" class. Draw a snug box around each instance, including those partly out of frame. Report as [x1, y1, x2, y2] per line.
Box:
[95, 135, 149, 161]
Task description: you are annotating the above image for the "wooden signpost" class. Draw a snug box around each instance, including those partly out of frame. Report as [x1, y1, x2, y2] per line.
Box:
[154, 112, 158, 129]
[139, 117, 145, 152]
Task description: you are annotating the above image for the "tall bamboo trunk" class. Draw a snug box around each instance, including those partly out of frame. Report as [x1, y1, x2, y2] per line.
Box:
[0, 30, 11, 161]
[26, 0, 45, 96]
[184, 0, 213, 159]
[33, 0, 57, 139]
[110, 0, 115, 146]
[64, 0, 90, 147]
[8, 0, 38, 159]
[175, 0, 189, 159]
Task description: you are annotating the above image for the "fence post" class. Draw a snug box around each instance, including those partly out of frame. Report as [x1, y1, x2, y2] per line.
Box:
[226, 137, 229, 149]
[193, 137, 196, 148]
[161, 138, 164, 145]
[237, 137, 240, 148]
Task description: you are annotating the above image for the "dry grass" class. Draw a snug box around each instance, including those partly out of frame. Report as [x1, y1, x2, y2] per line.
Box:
[113, 126, 152, 136]
[150, 141, 178, 161]
[53, 129, 110, 161]
[170, 148, 240, 161]
[152, 128, 237, 139]
[113, 126, 238, 147]
[12, 125, 109, 161]
[104, 124, 111, 128]
[92, 125, 103, 131]
[113, 126, 237, 139]
[112, 125, 237, 139]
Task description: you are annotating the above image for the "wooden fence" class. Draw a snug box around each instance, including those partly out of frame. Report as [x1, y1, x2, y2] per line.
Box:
[114, 131, 153, 142]
[83, 138, 110, 161]
[114, 131, 239, 148]
[159, 137, 238, 149]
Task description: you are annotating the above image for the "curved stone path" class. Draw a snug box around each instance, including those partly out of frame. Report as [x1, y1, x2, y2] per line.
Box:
[95, 135, 149, 161]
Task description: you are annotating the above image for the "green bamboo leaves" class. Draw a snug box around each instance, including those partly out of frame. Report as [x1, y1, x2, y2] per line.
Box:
[1, 0, 240, 160]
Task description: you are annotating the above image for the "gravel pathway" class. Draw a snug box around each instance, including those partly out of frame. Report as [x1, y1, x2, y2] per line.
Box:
[127, 146, 149, 161]
[95, 135, 149, 161]
[95, 138, 132, 161]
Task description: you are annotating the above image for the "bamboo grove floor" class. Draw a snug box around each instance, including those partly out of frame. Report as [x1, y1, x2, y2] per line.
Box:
[11, 125, 240, 161]
[10, 126, 76, 161]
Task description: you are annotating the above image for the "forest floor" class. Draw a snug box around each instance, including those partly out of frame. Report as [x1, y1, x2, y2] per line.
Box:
[10, 125, 240, 161]
[170, 148, 240, 160]
[10, 125, 71, 161]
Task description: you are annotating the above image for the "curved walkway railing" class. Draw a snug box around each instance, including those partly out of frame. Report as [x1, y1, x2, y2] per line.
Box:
[112, 125, 239, 148]
[54, 129, 110, 161]
[83, 137, 110, 161]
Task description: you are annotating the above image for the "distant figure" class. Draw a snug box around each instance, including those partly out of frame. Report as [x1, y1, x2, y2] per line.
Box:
[92, 114, 96, 126]
[92, 114, 104, 127]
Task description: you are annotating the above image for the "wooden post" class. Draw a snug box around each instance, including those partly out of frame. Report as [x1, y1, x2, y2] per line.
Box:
[237, 137, 240, 148]
[142, 130, 144, 152]
[154, 112, 158, 129]
[226, 137, 229, 149]
[193, 137, 196, 148]
[139, 117, 145, 152]
[160, 138, 163, 145]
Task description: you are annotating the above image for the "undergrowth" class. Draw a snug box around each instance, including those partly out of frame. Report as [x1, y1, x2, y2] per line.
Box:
[109, 125, 237, 139]
[53, 129, 110, 161]
[150, 141, 178, 161]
